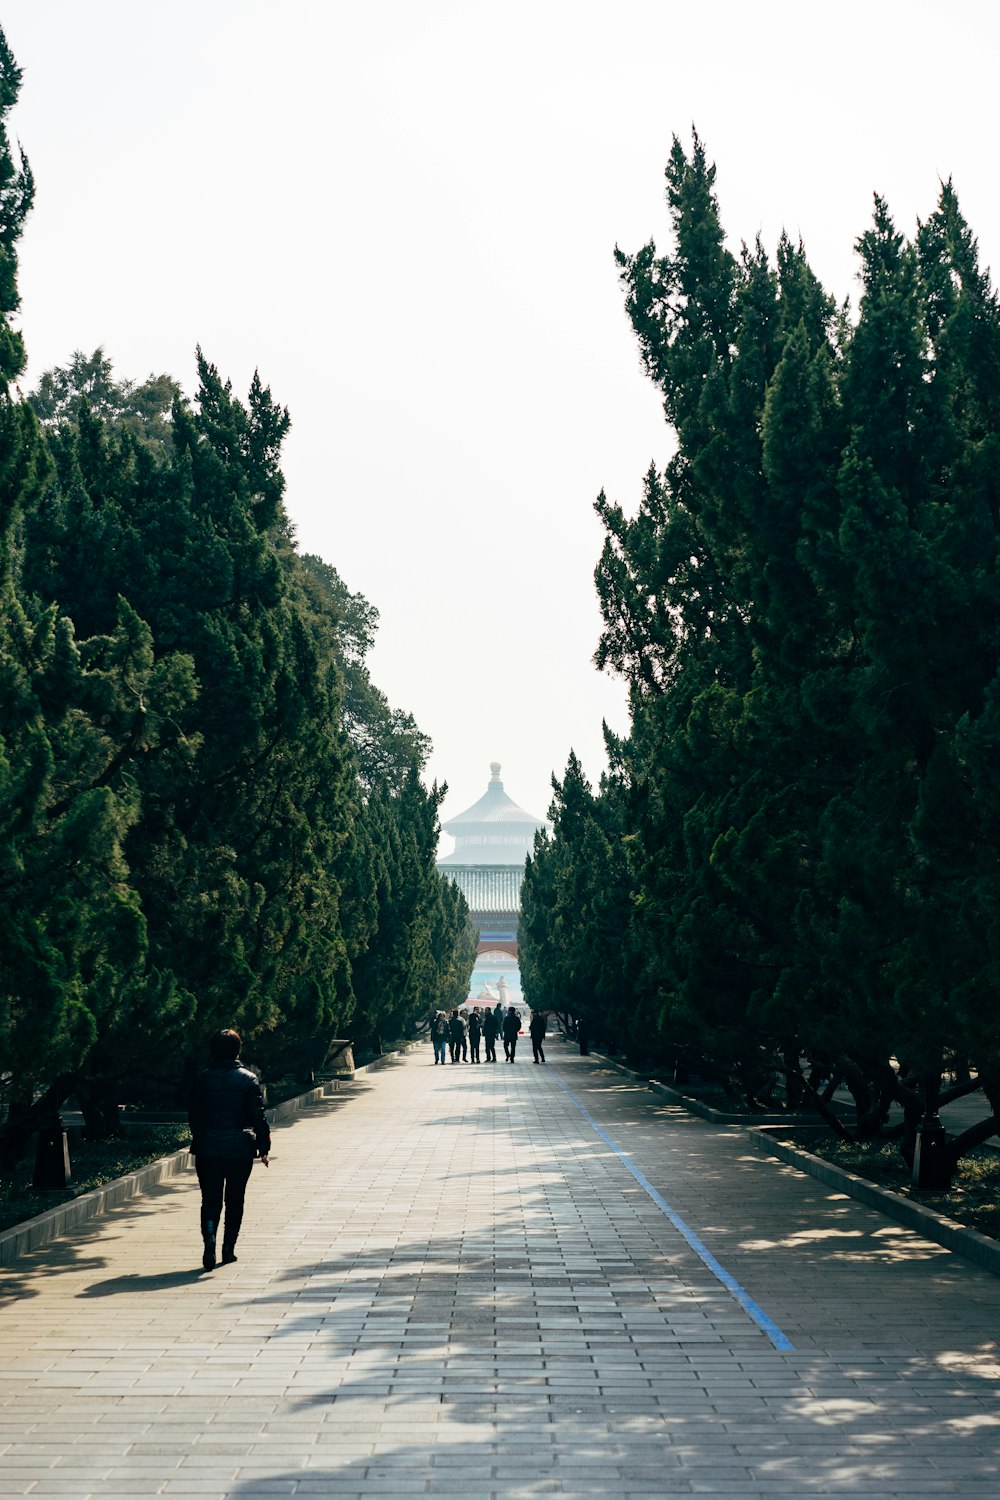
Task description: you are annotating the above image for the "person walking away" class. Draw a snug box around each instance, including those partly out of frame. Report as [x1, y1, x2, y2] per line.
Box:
[188, 1028, 270, 1270]
[431, 1011, 449, 1064]
[468, 1008, 482, 1063]
[529, 1010, 547, 1064]
[448, 1009, 464, 1064]
[502, 1006, 521, 1063]
[459, 1009, 470, 1062]
[482, 1004, 499, 1063]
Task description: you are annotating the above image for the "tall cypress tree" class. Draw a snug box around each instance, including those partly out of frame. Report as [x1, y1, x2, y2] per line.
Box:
[0, 31, 182, 1154]
[583, 138, 1000, 1155]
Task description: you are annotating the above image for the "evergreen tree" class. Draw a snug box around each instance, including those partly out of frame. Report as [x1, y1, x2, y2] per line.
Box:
[521, 752, 639, 1053]
[29, 347, 182, 457]
[0, 13, 473, 1148]
[575, 134, 1000, 1160]
[297, 552, 431, 787]
[0, 32, 188, 1155]
[349, 769, 473, 1052]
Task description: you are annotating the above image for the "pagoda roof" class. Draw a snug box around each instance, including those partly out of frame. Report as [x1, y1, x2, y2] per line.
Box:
[441, 763, 545, 833]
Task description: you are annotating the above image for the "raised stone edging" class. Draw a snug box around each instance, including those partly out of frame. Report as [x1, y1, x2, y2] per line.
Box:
[0, 1041, 423, 1267]
[0, 1146, 194, 1267]
[576, 1046, 809, 1125]
[648, 1077, 815, 1127]
[581, 1048, 813, 1126]
[353, 1041, 422, 1077]
[748, 1126, 1000, 1278]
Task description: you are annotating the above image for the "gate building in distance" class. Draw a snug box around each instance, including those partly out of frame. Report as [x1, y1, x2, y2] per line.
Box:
[437, 762, 546, 1001]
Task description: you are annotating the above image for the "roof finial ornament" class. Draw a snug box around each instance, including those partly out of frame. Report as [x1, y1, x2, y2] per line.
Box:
[490, 761, 501, 780]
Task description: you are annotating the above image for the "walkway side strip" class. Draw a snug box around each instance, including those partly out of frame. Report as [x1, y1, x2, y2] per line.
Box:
[550, 1067, 795, 1351]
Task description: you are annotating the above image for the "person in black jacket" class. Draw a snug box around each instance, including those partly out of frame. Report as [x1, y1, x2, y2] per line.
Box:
[502, 1006, 521, 1062]
[467, 1008, 482, 1063]
[529, 1010, 547, 1064]
[188, 1029, 270, 1270]
[448, 1009, 465, 1063]
[482, 1005, 499, 1063]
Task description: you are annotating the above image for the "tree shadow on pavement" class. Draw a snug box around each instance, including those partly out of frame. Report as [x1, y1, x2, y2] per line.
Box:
[223, 1380, 1000, 1500]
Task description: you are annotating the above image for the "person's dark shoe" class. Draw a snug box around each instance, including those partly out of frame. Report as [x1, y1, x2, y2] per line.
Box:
[221, 1245, 238, 1264]
[202, 1239, 216, 1271]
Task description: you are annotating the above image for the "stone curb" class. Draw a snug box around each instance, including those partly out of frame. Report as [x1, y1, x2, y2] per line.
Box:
[0, 1042, 421, 1267]
[0, 1145, 194, 1267]
[748, 1126, 1000, 1278]
[648, 1077, 816, 1126]
[559, 1043, 645, 1085]
[352, 1041, 422, 1077]
[580, 1047, 814, 1126]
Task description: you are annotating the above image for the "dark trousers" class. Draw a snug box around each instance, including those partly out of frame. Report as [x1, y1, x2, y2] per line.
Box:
[505, 1036, 517, 1061]
[484, 1036, 496, 1061]
[196, 1155, 253, 1247]
[470, 1039, 480, 1062]
[531, 1039, 545, 1063]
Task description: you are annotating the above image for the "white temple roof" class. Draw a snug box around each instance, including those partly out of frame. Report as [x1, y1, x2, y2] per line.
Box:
[441, 762, 545, 833]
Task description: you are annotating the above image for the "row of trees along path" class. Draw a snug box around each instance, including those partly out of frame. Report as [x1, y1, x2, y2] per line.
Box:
[0, 29, 477, 1172]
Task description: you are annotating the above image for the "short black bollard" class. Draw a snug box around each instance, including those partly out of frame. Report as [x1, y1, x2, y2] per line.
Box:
[33, 1123, 72, 1190]
[912, 1113, 952, 1191]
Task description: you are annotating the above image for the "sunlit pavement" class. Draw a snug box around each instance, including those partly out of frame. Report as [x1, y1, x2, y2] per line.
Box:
[2, 1042, 999, 1498]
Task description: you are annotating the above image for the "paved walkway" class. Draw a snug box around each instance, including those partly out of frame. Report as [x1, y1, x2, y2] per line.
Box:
[2, 1042, 999, 1498]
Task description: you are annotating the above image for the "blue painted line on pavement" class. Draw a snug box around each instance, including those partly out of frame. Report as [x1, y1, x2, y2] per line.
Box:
[549, 1066, 795, 1351]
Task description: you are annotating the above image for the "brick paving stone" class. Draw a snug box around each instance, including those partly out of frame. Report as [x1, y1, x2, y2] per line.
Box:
[1, 1042, 1000, 1496]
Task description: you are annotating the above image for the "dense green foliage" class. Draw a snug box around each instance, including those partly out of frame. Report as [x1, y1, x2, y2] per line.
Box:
[29, 346, 182, 459]
[0, 32, 473, 1160]
[521, 133, 1000, 1169]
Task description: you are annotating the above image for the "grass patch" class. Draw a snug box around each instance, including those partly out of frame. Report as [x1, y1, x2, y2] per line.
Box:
[784, 1130, 1000, 1241]
[0, 1124, 190, 1236]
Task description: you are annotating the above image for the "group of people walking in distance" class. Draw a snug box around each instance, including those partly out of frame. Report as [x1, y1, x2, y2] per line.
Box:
[430, 1004, 548, 1064]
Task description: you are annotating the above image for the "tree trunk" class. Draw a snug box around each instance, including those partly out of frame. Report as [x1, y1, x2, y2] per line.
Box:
[76, 1079, 124, 1140]
[783, 1047, 806, 1110]
[0, 1091, 36, 1174]
[0, 1076, 76, 1171]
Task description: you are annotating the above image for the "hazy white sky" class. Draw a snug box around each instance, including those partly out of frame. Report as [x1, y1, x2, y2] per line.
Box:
[2, 1, 996, 834]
